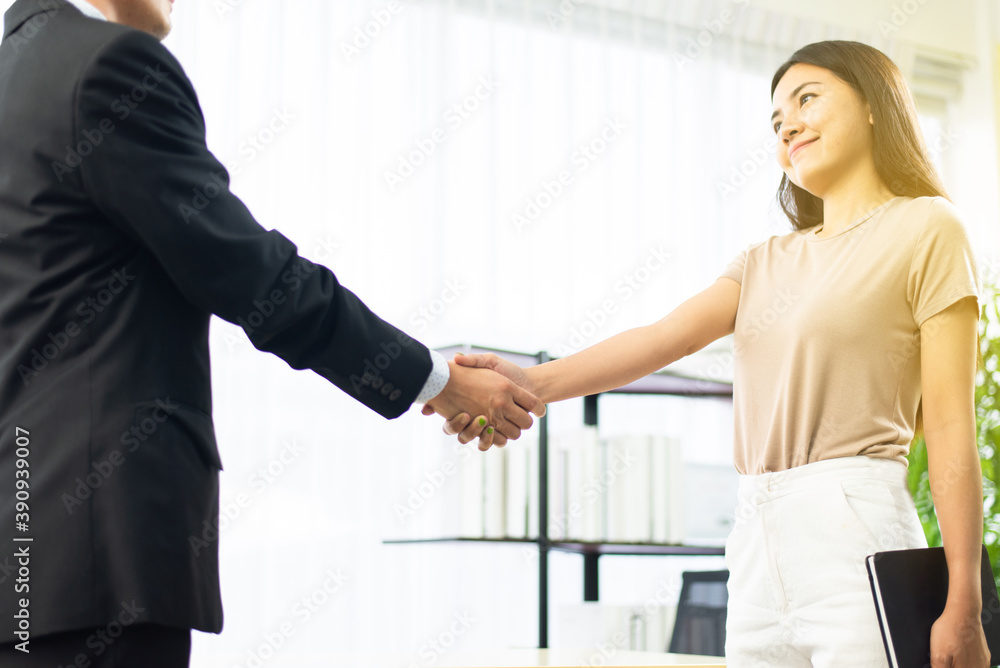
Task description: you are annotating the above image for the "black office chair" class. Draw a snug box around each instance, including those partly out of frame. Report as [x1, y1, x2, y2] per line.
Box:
[667, 569, 729, 657]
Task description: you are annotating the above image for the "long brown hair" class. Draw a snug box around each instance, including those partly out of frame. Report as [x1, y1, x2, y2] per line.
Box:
[769, 41, 983, 445]
[770, 40, 949, 231]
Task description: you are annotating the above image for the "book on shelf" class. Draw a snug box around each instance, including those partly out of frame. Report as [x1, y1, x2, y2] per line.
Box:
[483, 445, 506, 538]
[651, 435, 685, 544]
[606, 434, 649, 542]
[558, 427, 602, 541]
[604, 434, 684, 543]
[527, 434, 539, 539]
[445, 429, 717, 546]
[459, 442, 485, 538]
[506, 440, 529, 539]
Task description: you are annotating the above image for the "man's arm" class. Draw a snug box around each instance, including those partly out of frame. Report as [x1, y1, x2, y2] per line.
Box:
[70, 30, 542, 430]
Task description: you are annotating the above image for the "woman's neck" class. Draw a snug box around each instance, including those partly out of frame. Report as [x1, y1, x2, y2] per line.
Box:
[816, 177, 897, 238]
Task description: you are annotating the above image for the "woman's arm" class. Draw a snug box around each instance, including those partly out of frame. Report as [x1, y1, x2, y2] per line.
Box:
[435, 276, 740, 448]
[527, 277, 740, 404]
[921, 296, 991, 666]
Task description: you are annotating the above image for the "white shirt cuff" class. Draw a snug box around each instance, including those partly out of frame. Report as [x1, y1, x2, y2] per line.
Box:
[415, 350, 450, 403]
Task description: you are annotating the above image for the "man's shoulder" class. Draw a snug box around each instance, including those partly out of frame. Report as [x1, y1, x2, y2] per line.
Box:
[57, 9, 177, 74]
[3, 1, 177, 82]
[5, 0, 123, 54]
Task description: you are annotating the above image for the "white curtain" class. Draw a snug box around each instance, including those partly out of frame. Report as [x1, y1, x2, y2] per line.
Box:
[1, 0, 979, 664]
[169, 4, 771, 661]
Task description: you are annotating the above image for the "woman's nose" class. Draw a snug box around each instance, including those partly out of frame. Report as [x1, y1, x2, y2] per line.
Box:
[780, 123, 800, 147]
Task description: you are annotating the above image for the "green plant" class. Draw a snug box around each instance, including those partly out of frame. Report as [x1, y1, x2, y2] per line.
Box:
[906, 270, 1000, 591]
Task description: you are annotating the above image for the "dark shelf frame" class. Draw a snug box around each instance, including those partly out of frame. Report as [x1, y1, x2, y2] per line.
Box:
[384, 344, 733, 648]
[383, 536, 726, 556]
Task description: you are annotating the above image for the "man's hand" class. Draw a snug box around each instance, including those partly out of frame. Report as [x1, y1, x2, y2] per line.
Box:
[422, 352, 544, 450]
[423, 355, 545, 451]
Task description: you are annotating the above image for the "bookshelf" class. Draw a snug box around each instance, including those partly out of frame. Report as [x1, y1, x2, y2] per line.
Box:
[384, 344, 734, 649]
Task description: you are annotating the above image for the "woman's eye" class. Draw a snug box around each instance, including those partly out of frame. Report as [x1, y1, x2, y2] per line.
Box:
[773, 93, 816, 132]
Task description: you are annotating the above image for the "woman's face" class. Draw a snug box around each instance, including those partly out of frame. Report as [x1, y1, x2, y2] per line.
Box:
[771, 63, 875, 198]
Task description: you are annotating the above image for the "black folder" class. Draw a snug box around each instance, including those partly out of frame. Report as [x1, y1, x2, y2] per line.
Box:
[866, 544, 1000, 668]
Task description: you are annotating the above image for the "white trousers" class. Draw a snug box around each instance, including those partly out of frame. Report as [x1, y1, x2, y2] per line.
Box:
[723, 455, 928, 667]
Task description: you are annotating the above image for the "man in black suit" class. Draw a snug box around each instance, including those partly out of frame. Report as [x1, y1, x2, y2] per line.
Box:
[0, 0, 544, 665]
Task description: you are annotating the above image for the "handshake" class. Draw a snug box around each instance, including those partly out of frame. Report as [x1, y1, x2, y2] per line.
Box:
[420, 352, 544, 451]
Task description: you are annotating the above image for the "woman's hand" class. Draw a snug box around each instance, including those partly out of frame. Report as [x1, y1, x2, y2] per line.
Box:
[451, 351, 538, 397]
[421, 352, 541, 451]
[929, 604, 990, 667]
[419, 407, 505, 450]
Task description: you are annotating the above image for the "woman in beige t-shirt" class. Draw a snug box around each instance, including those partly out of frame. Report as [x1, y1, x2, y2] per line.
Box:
[435, 40, 986, 667]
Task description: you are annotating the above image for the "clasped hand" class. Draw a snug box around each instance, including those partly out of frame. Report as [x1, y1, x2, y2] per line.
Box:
[422, 352, 541, 451]
[929, 604, 990, 668]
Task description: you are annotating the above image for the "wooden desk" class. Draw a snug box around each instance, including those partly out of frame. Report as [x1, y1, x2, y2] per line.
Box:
[325, 649, 726, 666]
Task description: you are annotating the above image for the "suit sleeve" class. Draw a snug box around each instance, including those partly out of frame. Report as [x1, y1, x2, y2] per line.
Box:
[72, 30, 432, 419]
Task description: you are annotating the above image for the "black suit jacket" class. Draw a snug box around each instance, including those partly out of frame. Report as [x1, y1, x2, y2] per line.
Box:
[0, 0, 433, 643]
